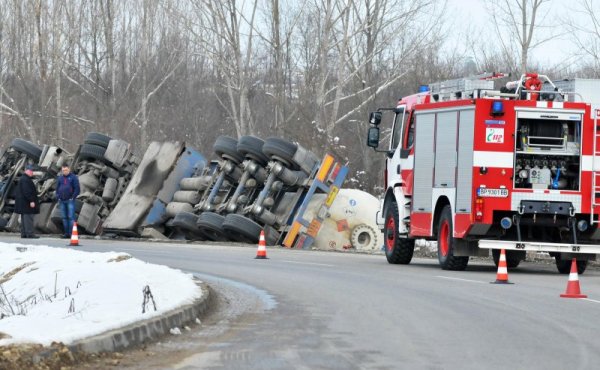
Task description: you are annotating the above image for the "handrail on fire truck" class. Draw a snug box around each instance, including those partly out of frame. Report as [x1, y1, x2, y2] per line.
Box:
[592, 110, 600, 225]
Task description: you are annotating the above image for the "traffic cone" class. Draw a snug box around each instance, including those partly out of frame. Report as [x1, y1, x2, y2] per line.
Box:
[255, 230, 268, 259]
[69, 222, 80, 246]
[560, 259, 587, 298]
[491, 249, 513, 284]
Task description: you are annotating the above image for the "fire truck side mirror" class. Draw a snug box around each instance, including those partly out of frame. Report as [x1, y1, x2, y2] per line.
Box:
[369, 111, 382, 126]
[367, 127, 380, 148]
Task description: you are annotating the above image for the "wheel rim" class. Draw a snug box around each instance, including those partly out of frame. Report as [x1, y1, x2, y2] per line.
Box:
[385, 215, 395, 252]
[439, 220, 449, 257]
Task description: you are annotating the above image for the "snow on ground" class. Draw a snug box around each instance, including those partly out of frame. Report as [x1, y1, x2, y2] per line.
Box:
[0, 243, 202, 346]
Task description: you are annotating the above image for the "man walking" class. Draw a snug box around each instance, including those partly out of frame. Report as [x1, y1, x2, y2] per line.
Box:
[56, 164, 80, 238]
[15, 165, 40, 238]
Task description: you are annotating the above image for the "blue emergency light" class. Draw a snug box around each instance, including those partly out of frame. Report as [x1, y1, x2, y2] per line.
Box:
[418, 85, 429, 93]
[491, 100, 504, 116]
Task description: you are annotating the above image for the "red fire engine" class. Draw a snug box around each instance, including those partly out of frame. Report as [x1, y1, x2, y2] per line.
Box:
[367, 73, 600, 273]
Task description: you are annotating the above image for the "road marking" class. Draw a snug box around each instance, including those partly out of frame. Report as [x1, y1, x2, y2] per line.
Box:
[280, 260, 334, 267]
[582, 298, 600, 304]
[435, 276, 486, 284]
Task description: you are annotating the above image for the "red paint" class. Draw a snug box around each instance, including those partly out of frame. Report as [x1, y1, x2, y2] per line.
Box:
[410, 212, 432, 237]
[454, 213, 471, 238]
[385, 213, 396, 252]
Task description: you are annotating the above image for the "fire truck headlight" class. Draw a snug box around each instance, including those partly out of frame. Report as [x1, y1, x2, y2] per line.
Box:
[577, 220, 589, 232]
[500, 217, 513, 230]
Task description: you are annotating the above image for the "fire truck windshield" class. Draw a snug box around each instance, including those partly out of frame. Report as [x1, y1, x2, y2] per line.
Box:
[390, 106, 406, 150]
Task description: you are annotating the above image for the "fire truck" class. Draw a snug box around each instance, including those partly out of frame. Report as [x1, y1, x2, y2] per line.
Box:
[366, 72, 600, 273]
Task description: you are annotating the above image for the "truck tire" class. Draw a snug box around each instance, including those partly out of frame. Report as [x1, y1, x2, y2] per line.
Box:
[262, 137, 299, 170]
[222, 214, 262, 244]
[196, 212, 228, 241]
[383, 200, 414, 264]
[84, 132, 112, 148]
[213, 136, 244, 164]
[11, 138, 43, 161]
[171, 212, 206, 240]
[237, 136, 269, 166]
[79, 144, 109, 164]
[555, 256, 587, 274]
[492, 249, 523, 269]
[350, 224, 379, 251]
[437, 205, 469, 271]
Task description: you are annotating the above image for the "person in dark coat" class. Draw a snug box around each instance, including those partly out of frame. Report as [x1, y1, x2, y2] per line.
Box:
[15, 165, 40, 238]
[55, 164, 80, 238]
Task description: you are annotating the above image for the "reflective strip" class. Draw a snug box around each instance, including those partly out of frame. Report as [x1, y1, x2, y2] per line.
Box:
[553, 102, 564, 108]
[473, 151, 513, 168]
[316, 154, 334, 182]
[497, 267, 508, 274]
[581, 156, 600, 171]
[569, 272, 579, 281]
[283, 221, 302, 248]
[536, 101, 548, 108]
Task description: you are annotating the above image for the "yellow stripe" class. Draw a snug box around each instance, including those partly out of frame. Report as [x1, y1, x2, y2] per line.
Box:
[316, 154, 334, 182]
[283, 221, 302, 248]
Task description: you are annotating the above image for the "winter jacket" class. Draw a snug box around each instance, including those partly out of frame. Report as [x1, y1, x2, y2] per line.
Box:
[55, 173, 80, 201]
[15, 174, 39, 214]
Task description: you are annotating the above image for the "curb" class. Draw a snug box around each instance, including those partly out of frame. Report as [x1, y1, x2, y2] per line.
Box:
[34, 280, 211, 360]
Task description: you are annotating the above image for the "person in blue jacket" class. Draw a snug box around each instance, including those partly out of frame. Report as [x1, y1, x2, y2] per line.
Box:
[55, 164, 80, 238]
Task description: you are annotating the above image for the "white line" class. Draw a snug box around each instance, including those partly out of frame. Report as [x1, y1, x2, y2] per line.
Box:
[280, 260, 334, 267]
[582, 298, 600, 304]
[435, 276, 487, 284]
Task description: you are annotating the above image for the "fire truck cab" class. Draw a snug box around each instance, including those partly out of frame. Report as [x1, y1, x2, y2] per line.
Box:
[367, 73, 600, 273]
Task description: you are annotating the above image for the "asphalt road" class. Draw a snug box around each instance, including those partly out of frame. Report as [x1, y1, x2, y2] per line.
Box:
[6, 235, 600, 370]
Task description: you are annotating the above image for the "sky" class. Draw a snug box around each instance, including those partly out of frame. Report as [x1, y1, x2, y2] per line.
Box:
[445, 0, 591, 71]
[0, 243, 202, 346]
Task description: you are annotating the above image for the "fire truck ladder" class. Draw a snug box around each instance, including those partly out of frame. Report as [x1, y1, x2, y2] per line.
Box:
[592, 110, 600, 224]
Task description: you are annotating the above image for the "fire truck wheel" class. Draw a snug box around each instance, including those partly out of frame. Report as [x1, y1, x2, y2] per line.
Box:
[350, 224, 379, 251]
[492, 249, 523, 269]
[222, 214, 262, 244]
[262, 137, 300, 170]
[237, 136, 270, 166]
[84, 132, 112, 148]
[383, 201, 414, 264]
[196, 212, 229, 241]
[11, 138, 43, 161]
[555, 256, 588, 274]
[437, 205, 469, 271]
[214, 136, 245, 164]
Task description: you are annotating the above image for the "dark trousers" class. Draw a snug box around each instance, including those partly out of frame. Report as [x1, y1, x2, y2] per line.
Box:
[20, 213, 35, 237]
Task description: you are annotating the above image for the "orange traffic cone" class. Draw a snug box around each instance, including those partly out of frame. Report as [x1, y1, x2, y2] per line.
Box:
[560, 258, 587, 298]
[491, 249, 513, 284]
[255, 230, 268, 259]
[69, 222, 80, 246]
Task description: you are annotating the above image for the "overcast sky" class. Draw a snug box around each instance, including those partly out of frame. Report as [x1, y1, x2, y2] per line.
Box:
[446, 0, 586, 71]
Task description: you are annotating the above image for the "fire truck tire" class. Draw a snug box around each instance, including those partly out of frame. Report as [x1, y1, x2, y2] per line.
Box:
[350, 224, 379, 251]
[196, 212, 228, 241]
[492, 249, 523, 269]
[84, 132, 112, 148]
[214, 136, 245, 164]
[237, 136, 270, 166]
[11, 138, 43, 161]
[555, 257, 587, 274]
[383, 201, 414, 264]
[222, 214, 262, 244]
[437, 206, 469, 271]
[262, 137, 300, 170]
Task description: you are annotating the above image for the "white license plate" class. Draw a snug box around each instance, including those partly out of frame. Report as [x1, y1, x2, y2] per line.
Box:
[477, 188, 509, 198]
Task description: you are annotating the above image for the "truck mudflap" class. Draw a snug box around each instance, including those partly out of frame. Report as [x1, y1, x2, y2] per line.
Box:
[479, 239, 600, 254]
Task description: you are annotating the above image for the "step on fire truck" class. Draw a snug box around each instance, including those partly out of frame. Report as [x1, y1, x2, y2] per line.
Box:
[366, 72, 600, 273]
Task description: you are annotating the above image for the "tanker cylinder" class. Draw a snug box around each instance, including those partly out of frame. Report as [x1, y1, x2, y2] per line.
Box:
[252, 204, 277, 226]
[271, 162, 307, 186]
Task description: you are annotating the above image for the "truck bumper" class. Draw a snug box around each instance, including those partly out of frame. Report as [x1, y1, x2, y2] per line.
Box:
[479, 239, 600, 254]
